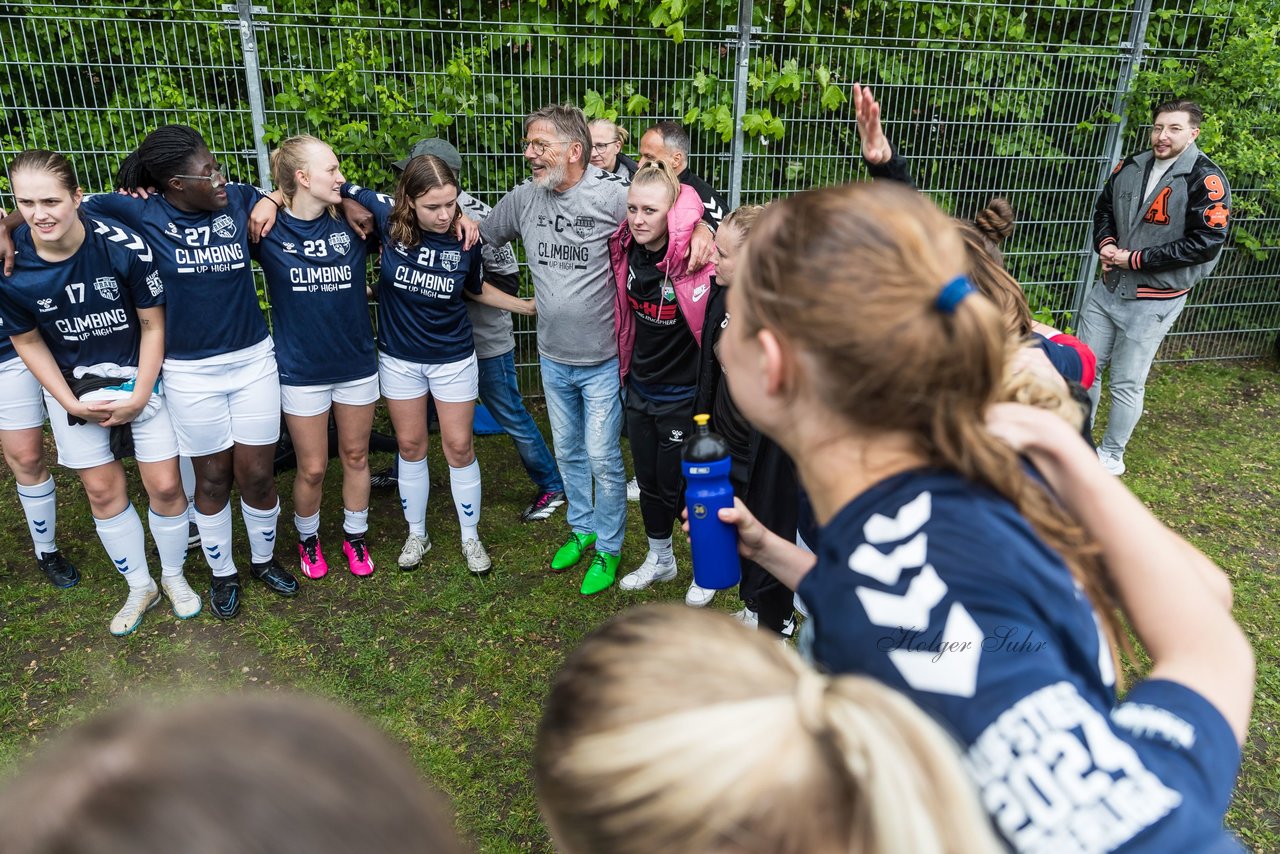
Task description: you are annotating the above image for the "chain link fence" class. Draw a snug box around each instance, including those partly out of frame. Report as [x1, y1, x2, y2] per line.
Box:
[3, 0, 1276, 392]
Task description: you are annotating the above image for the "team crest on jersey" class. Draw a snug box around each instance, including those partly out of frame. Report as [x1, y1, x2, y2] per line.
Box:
[662, 284, 676, 301]
[440, 250, 461, 272]
[37, 297, 56, 313]
[93, 276, 120, 301]
[328, 231, 352, 255]
[212, 214, 237, 239]
[145, 271, 163, 297]
[553, 214, 595, 238]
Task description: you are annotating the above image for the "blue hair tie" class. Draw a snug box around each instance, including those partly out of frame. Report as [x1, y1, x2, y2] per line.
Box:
[935, 275, 975, 314]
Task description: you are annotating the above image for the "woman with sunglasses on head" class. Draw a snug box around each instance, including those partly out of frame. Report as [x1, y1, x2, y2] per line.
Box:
[1, 125, 299, 620]
[587, 119, 637, 180]
[342, 155, 531, 576]
[252, 135, 380, 579]
[1, 150, 200, 635]
[717, 180, 1253, 851]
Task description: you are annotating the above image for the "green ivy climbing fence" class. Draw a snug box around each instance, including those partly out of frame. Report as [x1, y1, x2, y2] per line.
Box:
[4, 0, 1279, 390]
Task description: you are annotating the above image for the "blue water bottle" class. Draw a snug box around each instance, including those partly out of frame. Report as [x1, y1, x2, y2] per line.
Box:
[683, 414, 742, 589]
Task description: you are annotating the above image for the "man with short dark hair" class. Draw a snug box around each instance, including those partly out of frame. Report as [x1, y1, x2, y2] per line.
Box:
[1079, 98, 1230, 475]
[639, 121, 728, 231]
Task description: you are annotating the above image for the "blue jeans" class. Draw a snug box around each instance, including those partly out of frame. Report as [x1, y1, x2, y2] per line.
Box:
[477, 350, 564, 494]
[540, 356, 626, 556]
[1077, 283, 1187, 459]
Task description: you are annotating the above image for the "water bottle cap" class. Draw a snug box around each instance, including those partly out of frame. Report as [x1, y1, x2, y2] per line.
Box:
[694, 413, 710, 427]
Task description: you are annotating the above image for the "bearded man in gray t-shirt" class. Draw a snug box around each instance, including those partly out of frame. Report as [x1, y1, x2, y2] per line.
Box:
[482, 104, 715, 596]
[480, 104, 633, 595]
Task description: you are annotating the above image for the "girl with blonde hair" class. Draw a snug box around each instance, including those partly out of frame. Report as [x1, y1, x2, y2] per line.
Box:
[536, 604, 1003, 854]
[717, 180, 1253, 850]
[256, 135, 379, 578]
[594, 161, 714, 599]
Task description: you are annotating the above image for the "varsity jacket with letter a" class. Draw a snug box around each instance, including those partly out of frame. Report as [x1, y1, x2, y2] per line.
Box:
[1093, 142, 1230, 300]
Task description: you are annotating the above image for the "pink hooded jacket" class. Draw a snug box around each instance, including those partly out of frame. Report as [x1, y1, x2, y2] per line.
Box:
[609, 182, 715, 384]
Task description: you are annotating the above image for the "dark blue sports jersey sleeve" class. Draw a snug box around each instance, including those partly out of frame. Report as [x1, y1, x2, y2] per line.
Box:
[341, 183, 394, 238]
[90, 220, 165, 311]
[82, 192, 144, 228]
[464, 244, 483, 295]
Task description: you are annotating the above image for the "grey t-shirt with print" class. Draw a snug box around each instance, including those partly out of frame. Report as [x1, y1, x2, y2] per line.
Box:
[460, 190, 520, 360]
[480, 167, 629, 366]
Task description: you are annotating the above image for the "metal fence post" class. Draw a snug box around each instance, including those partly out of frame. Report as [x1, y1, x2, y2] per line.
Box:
[726, 0, 755, 210]
[223, 0, 272, 189]
[1071, 0, 1153, 320]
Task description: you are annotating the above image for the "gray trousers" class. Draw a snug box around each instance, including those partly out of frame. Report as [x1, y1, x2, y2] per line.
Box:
[1077, 282, 1187, 459]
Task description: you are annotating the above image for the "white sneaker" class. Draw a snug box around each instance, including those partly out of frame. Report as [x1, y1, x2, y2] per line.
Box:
[1096, 448, 1126, 476]
[732, 607, 759, 628]
[685, 581, 716, 608]
[626, 477, 641, 502]
[111, 580, 161, 637]
[462, 538, 492, 575]
[619, 552, 677, 590]
[161, 574, 202, 620]
[398, 533, 431, 569]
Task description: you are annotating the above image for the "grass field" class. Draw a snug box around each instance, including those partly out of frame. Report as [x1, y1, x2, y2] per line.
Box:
[1, 360, 1277, 851]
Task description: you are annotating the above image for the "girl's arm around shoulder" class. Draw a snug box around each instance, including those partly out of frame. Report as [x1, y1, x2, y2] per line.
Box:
[987, 402, 1255, 744]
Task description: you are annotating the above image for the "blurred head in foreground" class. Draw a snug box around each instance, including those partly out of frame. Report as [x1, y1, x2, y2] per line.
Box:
[535, 605, 1001, 854]
[0, 692, 467, 854]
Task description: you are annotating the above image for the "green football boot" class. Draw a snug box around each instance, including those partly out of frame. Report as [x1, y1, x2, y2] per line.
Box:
[580, 552, 620, 596]
[550, 532, 596, 572]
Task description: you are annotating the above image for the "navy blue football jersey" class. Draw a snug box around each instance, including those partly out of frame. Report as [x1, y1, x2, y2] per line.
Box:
[0, 218, 164, 373]
[83, 185, 268, 360]
[343, 184, 482, 364]
[799, 468, 1242, 853]
[253, 209, 376, 386]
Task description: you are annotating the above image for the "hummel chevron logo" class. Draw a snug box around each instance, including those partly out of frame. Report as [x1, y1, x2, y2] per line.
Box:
[113, 556, 129, 574]
[207, 546, 222, 559]
[263, 531, 276, 541]
[461, 502, 475, 518]
[93, 220, 153, 261]
[33, 519, 48, 534]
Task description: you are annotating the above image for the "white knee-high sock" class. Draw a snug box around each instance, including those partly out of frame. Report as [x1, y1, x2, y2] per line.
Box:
[449, 460, 482, 541]
[95, 504, 153, 590]
[195, 502, 236, 577]
[241, 498, 280, 565]
[148, 507, 189, 578]
[16, 477, 57, 555]
[398, 455, 429, 537]
[343, 507, 368, 538]
[294, 510, 320, 539]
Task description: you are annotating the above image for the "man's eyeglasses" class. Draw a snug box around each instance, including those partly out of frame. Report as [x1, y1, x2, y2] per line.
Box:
[590, 141, 621, 152]
[173, 166, 228, 186]
[522, 139, 568, 156]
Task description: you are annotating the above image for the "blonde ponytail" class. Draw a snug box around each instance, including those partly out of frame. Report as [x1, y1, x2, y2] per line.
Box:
[536, 606, 1003, 854]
